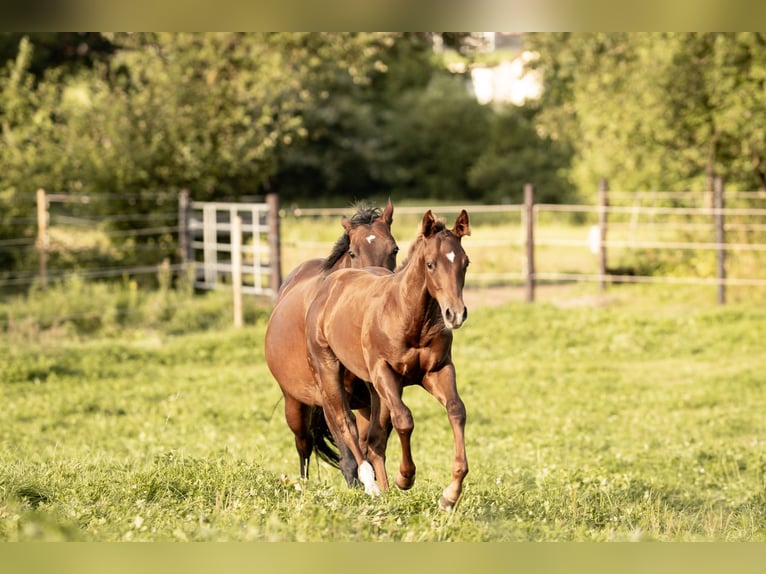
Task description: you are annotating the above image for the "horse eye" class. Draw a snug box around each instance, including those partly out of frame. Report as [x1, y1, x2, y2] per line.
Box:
[392, 246, 399, 255]
[426, 261, 434, 270]
[465, 259, 470, 268]
[348, 250, 356, 258]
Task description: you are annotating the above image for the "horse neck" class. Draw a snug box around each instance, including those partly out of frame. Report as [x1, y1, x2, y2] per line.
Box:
[395, 248, 436, 326]
[331, 254, 354, 271]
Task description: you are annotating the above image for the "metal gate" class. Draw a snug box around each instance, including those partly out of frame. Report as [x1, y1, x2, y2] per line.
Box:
[184, 198, 280, 297]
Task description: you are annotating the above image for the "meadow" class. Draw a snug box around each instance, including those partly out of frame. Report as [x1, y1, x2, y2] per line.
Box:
[2, 278, 765, 542]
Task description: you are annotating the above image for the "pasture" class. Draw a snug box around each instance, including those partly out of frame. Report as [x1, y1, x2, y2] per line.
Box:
[2, 280, 765, 541]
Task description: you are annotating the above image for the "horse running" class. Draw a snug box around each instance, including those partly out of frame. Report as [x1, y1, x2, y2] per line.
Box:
[265, 200, 398, 481]
[305, 209, 471, 510]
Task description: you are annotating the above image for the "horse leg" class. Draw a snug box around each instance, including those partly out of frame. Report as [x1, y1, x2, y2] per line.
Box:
[346, 376, 371, 458]
[321, 409, 359, 488]
[356, 408, 371, 458]
[338, 445, 360, 488]
[422, 364, 468, 511]
[284, 395, 313, 479]
[370, 362, 416, 490]
[309, 350, 380, 496]
[363, 384, 392, 491]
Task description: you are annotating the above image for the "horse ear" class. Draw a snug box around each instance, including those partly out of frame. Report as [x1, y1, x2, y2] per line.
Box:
[420, 209, 436, 237]
[380, 197, 394, 225]
[341, 216, 352, 232]
[452, 210, 471, 240]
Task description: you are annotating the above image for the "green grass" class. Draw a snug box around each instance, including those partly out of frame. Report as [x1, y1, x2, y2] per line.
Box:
[2, 283, 766, 541]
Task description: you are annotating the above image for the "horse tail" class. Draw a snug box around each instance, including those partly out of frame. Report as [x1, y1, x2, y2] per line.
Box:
[308, 406, 340, 468]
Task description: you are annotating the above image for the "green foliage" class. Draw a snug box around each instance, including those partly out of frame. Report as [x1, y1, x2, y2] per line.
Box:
[0, 274, 269, 340]
[0, 33, 117, 77]
[468, 104, 576, 203]
[271, 33, 448, 200]
[9, 32, 766, 296]
[51, 33, 309, 201]
[0, 33, 572, 209]
[2, 287, 766, 540]
[270, 33, 402, 199]
[3, 33, 539, 283]
[382, 74, 492, 200]
[0, 37, 60, 268]
[526, 32, 766, 196]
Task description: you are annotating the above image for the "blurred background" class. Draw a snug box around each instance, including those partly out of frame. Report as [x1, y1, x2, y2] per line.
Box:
[2, 32, 766, 313]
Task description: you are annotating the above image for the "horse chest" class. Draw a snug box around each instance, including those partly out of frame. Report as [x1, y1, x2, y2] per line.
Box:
[394, 343, 447, 382]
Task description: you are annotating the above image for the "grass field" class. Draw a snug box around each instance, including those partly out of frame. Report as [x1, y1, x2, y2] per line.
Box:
[2, 281, 765, 541]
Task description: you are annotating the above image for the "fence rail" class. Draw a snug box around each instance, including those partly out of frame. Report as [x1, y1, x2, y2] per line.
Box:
[3, 180, 766, 309]
[283, 178, 766, 304]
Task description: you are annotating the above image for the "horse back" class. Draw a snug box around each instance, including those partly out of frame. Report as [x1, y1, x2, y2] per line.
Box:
[277, 258, 325, 300]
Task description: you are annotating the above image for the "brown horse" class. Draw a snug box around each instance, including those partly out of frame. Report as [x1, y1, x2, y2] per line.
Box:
[305, 209, 471, 510]
[265, 200, 398, 481]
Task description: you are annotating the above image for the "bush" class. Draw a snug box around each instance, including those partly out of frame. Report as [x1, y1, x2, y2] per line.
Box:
[0, 276, 271, 342]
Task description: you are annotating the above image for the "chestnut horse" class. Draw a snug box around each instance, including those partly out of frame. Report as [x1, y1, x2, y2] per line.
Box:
[305, 209, 471, 510]
[265, 200, 398, 481]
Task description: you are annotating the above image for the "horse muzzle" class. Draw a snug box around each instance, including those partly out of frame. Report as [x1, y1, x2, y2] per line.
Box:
[443, 305, 468, 330]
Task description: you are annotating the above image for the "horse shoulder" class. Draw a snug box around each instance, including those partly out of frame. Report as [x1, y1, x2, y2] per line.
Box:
[417, 331, 454, 373]
[311, 270, 366, 348]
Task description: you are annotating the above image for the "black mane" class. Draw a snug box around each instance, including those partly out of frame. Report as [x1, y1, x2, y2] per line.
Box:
[321, 203, 382, 272]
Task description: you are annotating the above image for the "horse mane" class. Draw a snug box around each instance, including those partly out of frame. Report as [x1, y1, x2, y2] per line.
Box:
[394, 218, 448, 272]
[321, 202, 383, 272]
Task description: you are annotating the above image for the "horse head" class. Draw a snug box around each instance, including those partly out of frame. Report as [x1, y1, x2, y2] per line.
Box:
[325, 199, 399, 272]
[419, 209, 471, 330]
[342, 198, 398, 270]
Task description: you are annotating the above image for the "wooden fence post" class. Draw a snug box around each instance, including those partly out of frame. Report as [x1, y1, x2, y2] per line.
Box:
[714, 176, 726, 305]
[231, 215, 243, 328]
[202, 204, 217, 288]
[36, 188, 48, 289]
[266, 192, 282, 300]
[598, 179, 609, 291]
[178, 189, 192, 273]
[524, 183, 535, 303]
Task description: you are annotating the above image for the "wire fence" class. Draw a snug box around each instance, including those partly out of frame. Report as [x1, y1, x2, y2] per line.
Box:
[283, 182, 766, 303]
[1, 190, 181, 292]
[3, 183, 766, 306]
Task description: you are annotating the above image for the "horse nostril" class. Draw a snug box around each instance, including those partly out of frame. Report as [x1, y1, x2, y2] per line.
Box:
[464, 306, 468, 321]
[445, 308, 454, 322]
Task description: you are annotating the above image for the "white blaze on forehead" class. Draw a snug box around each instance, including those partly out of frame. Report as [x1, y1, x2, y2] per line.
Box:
[366, 234, 376, 244]
[446, 251, 456, 263]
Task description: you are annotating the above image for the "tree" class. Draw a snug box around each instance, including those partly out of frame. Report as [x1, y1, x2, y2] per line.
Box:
[526, 33, 766, 195]
[468, 104, 575, 203]
[1, 33, 327, 277]
[0, 37, 62, 274]
[271, 33, 500, 203]
[0, 32, 117, 77]
[382, 73, 492, 200]
[271, 33, 444, 201]
[269, 33, 404, 200]
[707, 33, 766, 191]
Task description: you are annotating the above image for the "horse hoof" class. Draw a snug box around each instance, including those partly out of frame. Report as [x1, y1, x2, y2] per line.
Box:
[359, 461, 380, 497]
[439, 495, 457, 511]
[395, 472, 415, 491]
[365, 482, 381, 497]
